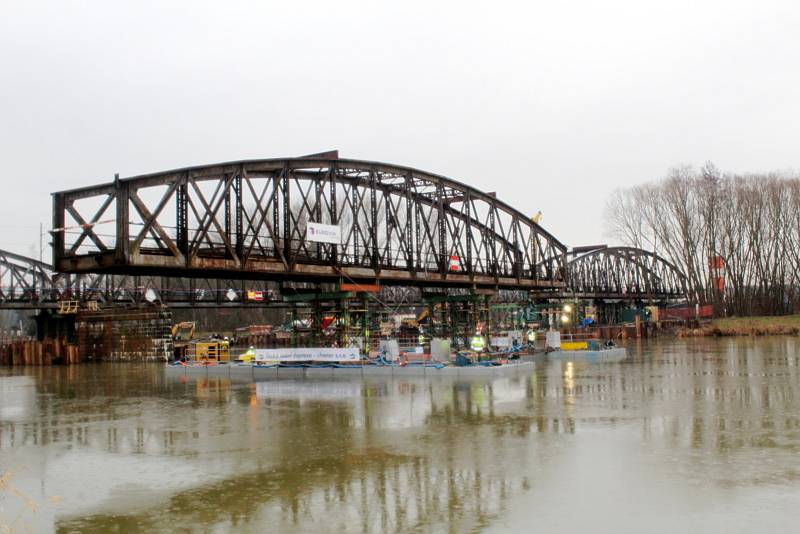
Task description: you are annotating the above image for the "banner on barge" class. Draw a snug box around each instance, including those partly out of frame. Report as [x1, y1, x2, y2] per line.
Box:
[254, 347, 360, 362]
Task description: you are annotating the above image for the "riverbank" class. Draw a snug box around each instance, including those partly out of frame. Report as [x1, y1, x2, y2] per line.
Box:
[677, 315, 800, 337]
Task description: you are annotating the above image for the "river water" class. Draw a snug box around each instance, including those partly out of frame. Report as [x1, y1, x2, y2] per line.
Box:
[1, 337, 799, 533]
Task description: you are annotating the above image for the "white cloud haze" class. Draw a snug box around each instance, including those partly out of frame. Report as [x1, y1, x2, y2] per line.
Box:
[1, 0, 798, 260]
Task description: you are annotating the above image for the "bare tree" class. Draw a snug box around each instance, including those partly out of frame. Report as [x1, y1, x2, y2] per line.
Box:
[605, 164, 800, 317]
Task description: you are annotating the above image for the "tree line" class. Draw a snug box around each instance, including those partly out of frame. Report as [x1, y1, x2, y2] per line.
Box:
[605, 163, 800, 316]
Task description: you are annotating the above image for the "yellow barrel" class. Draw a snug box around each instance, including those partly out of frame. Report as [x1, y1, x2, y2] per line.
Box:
[561, 341, 589, 351]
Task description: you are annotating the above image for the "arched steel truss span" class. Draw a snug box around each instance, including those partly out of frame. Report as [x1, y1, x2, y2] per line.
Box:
[53, 157, 567, 290]
[566, 246, 687, 300]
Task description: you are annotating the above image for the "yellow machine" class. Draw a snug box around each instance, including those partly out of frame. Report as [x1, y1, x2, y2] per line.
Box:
[172, 322, 196, 341]
[190, 340, 230, 362]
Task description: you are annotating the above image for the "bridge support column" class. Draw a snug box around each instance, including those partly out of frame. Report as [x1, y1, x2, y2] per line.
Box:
[35, 309, 76, 342]
[312, 286, 322, 347]
[362, 294, 370, 354]
[74, 307, 173, 361]
[336, 298, 345, 348]
[483, 295, 493, 348]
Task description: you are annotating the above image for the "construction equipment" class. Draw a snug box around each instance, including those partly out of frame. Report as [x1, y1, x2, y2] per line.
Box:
[237, 346, 257, 363]
[400, 305, 437, 330]
[188, 340, 230, 362]
[171, 321, 196, 341]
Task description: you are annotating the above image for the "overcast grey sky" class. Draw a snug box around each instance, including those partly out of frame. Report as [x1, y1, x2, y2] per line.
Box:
[1, 0, 798, 260]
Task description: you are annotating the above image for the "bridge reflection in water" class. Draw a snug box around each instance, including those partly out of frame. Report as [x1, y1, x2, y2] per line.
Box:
[1, 337, 799, 532]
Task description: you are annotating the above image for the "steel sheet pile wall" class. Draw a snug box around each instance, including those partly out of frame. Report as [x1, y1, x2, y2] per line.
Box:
[0, 338, 79, 365]
[76, 308, 173, 361]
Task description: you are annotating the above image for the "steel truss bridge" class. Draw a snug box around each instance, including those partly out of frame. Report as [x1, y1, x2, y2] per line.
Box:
[52, 155, 567, 290]
[558, 246, 687, 301]
[0, 155, 687, 310]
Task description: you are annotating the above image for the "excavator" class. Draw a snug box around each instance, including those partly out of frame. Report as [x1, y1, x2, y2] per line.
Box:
[399, 305, 438, 332]
[171, 322, 196, 341]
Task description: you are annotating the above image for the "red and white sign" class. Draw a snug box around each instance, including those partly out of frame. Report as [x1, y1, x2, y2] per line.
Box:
[247, 290, 264, 301]
[709, 256, 725, 293]
[449, 255, 460, 271]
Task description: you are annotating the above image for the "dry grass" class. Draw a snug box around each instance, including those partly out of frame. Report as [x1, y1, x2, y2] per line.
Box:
[677, 315, 800, 337]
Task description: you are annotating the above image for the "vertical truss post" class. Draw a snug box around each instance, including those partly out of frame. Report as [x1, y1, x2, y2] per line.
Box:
[330, 168, 338, 264]
[488, 208, 497, 276]
[224, 174, 232, 257]
[384, 193, 391, 267]
[272, 171, 280, 257]
[114, 176, 130, 265]
[176, 176, 188, 256]
[465, 193, 472, 273]
[282, 170, 290, 262]
[370, 173, 378, 270]
[234, 172, 243, 260]
[315, 174, 322, 260]
[405, 178, 413, 271]
[52, 192, 66, 267]
[414, 200, 422, 271]
[437, 184, 446, 274]
[513, 222, 522, 280]
[352, 185, 359, 264]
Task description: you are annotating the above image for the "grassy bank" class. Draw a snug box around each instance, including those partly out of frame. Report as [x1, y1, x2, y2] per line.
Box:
[677, 315, 800, 337]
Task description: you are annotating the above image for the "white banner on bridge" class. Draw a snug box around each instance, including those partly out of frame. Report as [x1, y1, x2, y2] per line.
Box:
[306, 222, 341, 244]
[254, 347, 360, 362]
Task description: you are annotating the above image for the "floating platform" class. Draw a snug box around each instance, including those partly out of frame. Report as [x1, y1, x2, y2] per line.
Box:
[165, 360, 536, 379]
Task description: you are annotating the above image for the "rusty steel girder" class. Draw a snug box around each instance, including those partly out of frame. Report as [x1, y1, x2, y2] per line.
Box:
[52, 156, 568, 290]
[0, 247, 530, 309]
